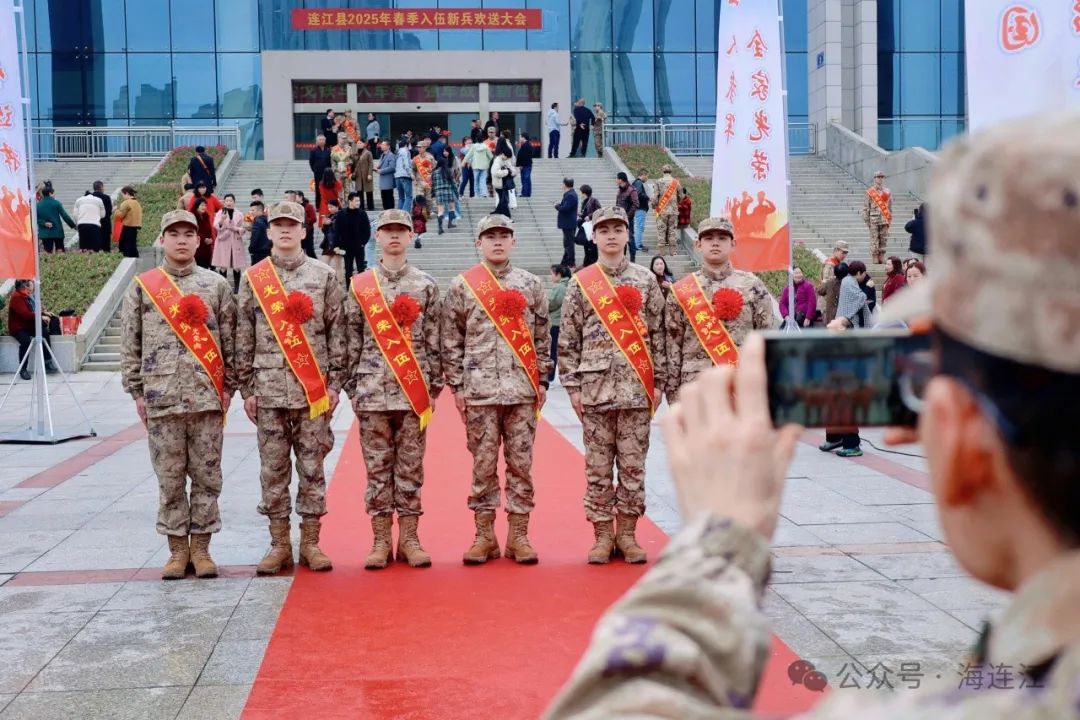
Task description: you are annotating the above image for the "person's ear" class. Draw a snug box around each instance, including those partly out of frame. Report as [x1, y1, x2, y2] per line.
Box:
[926, 378, 996, 508]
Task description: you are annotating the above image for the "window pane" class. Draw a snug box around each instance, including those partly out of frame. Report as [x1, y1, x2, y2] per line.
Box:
[877, 52, 899, 118]
[877, 0, 897, 54]
[49, 54, 86, 119]
[941, 0, 964, 52]
[172, 0, 216, 51]
[35, 54, 53, 119]
[87, 54, 129, 119]
[785, 52, 808, 117]
[940, 51, 964, 115]
[261, 0, 303, 50]
[25, 0, 36, 52]
[782, 0, 807, 52]
[173, 53, 217, 118]
[696, 52, 716, 117]
[218, 53, 261, 118]
[612, 0, 652, 52]
[437, 0, 483, 50]
[484, 0, 527, 50]
[571, 0, 611, 51]
[28, 52, 39, 118]
[395, 0, 438, 49]
[656, 53, 694, 117]
[89, 0, 126, 52]
[219, 117, 263, 159]
[899, 53, 939, 115]
[216, 0, 260, 51]
[130, 54, 174, 119]
[527, 0, 569, 50]
[655, 0, 693, 53]
[571, 53, 612, 116]
[304, 0, 350, 49]
[613, 52, 654, 119]
[127, 0, 170, 51]
[899, 0, 939, 51]
[34, 0, 52, 52]
[696, 0, 716, 52]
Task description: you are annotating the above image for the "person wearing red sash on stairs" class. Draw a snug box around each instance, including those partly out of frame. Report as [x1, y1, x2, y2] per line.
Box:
[344, 209, 444, 569]
[664, 217, 777, 404]
[120, 210, 238, 580]
[442, 214, 554, 565]
[236, 201, 347, 576]
[863, 170, 893, 265]
[558, 206, 667, 564]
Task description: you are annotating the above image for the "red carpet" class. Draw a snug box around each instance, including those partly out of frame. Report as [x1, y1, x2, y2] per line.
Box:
[243, 395, 821, 719]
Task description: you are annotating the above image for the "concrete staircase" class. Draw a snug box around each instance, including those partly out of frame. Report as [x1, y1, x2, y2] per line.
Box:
[81, 311, 123, 371]
[217, 160, 316, 205]
[32, 160, 161, 222]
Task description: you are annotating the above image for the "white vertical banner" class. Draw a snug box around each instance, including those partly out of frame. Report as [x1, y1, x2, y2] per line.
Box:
[710, 0, 790, 272]
[966, 1, 1080, 132]
[0, 0, 35, 279]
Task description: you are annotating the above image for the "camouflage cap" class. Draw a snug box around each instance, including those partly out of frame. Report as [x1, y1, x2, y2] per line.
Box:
[375, 208, 413, 231]
[697, 216, 735, 238]
[833, 239, 850, 251]
[873, 170, 886, 178]
[883, 112, 1080, 373]
[267, 201, 304, 224]
[590, 205, 629, 227]
[160, 209, 197, 232]
[476, 213, 514, 238]
[661, 164, 673, 173]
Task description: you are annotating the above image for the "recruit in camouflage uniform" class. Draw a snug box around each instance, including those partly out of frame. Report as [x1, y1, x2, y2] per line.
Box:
[558, 205, 667, 565]
[653, 165, 681, 256]
[236, 200, 347, 575]
[665, 217, 777, 403]
[862, 170, 892, 264]
[546, 112, 1080, 720]
[121, 209, 237, 580]
[345, 208, 443, 569]
[442, 214, 553, 565]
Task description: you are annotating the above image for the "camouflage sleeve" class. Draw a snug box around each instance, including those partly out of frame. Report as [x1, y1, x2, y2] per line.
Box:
[425, 281, 444, 397]
[557, 280, 585, 389]
[343, 289, 365, 399]
[751, 280, 779, 331]
[440, 280, 466, 393]
[663, 293, 684, 403]
[544, 517, 773, 720]
[217, 280, 238, 396]
[861, 193, 871, 225]
[235, 278, 257, 400]
[119, 281, 144, 398]
[531, 276, 554, 383]
[324, 273, 347, 394]
[645, 277, 667, 395]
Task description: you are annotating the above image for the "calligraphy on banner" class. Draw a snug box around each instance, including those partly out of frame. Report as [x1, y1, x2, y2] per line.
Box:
[291, 8, 542, 30]
[0, 0, 34, 279]
[710, 1, 789, 272]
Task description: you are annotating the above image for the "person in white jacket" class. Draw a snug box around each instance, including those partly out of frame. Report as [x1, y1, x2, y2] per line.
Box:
[490, 147, 514, 218]
[73, 191, 106, 252]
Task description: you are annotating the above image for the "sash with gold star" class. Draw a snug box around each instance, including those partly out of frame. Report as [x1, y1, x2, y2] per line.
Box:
[136, 268, 226, 410]
[460, 263, 541, 410]
[350, 270, 433, 430]
[245, 258, 330, 419]
[672, 274, 739, 367]
[574, 264, 656, 412]
[866, 187, 892, 224]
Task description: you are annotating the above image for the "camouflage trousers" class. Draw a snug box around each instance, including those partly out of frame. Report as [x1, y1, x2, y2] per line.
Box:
[465, 403, 538, 514]
[869, 223, 889, 260]
[146, 411, 224, 537]
[256, 406, 334, 520]
[593, 131, 604, 157]
[656, 214, 678, 253]
[581, 408, 651, 522]
[358, 410, 426, 517]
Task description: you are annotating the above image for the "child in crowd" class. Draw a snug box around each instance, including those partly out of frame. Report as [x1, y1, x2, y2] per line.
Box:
[412, 195, 429, 249]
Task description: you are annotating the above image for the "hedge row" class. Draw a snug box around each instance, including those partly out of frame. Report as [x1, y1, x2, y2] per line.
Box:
[0, 252, 123, 335]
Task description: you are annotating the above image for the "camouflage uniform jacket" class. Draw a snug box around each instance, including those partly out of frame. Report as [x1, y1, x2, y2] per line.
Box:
[863, 186, 893, 226]
[664, 263, 776, 402]
[654, 175, 680, 216]
[546, 517, 1080, 719]
[558, 258, 666, 411]
[344, 262, 443, 412]
[442, 262, 553, 406]
[120, 261, 237, 419]
[235, 253, 347, 408]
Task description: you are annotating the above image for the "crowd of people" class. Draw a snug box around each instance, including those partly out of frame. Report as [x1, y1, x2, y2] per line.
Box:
[34, 179, 143, 258]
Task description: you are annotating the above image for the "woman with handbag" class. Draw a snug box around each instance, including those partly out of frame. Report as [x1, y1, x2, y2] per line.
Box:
[577, 183, 602, 267]
[212, 193, 249, 292]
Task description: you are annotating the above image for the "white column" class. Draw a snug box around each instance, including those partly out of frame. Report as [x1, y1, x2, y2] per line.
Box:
[852, 0, 878, 145]
[807, 0, 843, 152]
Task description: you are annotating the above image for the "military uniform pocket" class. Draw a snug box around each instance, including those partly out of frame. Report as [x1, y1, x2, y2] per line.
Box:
[253, 352, 286, 401]
[577, 356, 612, 406]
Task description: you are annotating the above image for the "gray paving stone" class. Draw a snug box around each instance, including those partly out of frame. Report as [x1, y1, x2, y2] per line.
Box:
[0, 696, 12, 714]
[27, 639, 216, 692]
[0, 511, 98, 533]
[176, 685, 251, 720]
[0, 531, 71, 570]
[0, 575, 11, 587]
[772, 580, 944, 618]
[771, 524, 829, 547]
[198, 639, 271, 685]
[219, 601, 284, 642]
[24, 545, 161, 572]
[813, 476, 934, 506]
[854, 551, 966, 580]
[102, 578, 251, 611]
[770, 554, 885, 584]
[0, 582, 122, 616]
[897, 576, 1011, 613]
[803, 522, 935, 545]
[0, 612, 93, 693]
[0, 687, 188, 719]
[75, 607, 234, 645]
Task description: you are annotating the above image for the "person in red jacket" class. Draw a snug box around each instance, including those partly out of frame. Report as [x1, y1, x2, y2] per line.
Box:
[7, 280, 58, 380]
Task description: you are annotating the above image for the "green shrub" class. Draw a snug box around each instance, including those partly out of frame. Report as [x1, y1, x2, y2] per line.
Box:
[0, 252, 123, 335]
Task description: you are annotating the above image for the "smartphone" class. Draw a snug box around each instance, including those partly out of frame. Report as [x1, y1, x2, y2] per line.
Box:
[763, 330, 930, 428]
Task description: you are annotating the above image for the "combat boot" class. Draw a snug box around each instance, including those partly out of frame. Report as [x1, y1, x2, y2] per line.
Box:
[256, 518, 293, 575]
[462, 511, 500, 565]
[365, 515, 394, 570]
[587, 520, 616, 564]
[504, 513, 538, 564]
[298, 517, 333, 571]
[162, 535, 189, 580]
[397, 515, 432, 567]
[188, 533, 218, 578]
[615, 514, 647, 564]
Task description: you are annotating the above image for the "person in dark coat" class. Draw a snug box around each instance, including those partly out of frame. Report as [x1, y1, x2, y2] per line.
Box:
[905, 202, 927, 257]
[247, 201, 270, 265]
[92, 180, 113, 252]
[320, 109, 336, 143]
[308, 135, 332, 208]
[570, 99, 596, 157]
[516, 133, 534, 197]
[483, 111, 500, 137]
[555, 177, 579, 267]
[187, 146, 217, 190]
[333, 192, 372, 284]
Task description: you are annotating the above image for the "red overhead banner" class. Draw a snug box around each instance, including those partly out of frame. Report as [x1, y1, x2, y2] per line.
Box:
[292, 8, 543, 30]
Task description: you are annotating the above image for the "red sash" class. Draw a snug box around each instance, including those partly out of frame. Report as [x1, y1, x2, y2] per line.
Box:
[867, 187, 892, 224]
[351, 270, 434, 430]
[654, 177, 680, 215]
[136, 268, 226, 410]
[574, 264, 656, 411]
[672, 274, 740, 367]
[460, 264, 541, 409]
[245, 259, 331, 419]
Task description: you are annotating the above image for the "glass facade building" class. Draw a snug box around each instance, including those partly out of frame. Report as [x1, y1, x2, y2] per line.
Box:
[20, 0, 963, 158]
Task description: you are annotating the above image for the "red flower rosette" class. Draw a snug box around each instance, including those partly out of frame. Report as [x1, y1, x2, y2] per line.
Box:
[282, 290, 314, 325]
[712, 288, 744, 322]
[391, 293, 421, 330]
[615, 284, 643, 316]
[176, 294, 209, 326]
[493, 288, 528, 319]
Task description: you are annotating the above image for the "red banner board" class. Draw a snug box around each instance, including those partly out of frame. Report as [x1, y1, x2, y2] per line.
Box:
[292, 8, 543, 30]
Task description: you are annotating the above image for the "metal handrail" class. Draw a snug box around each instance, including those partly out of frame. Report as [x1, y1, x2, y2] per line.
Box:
[29, 124, 243, 160]
[604, 121, 818, 155]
